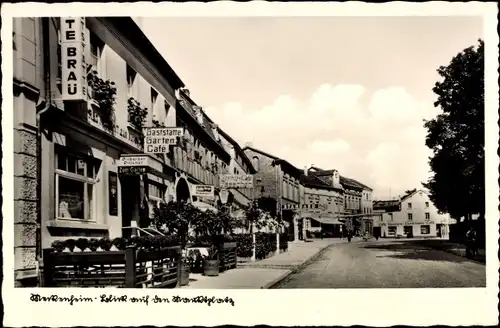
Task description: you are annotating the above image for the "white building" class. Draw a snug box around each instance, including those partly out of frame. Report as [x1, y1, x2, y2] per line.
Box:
[373, 190, 451, 238]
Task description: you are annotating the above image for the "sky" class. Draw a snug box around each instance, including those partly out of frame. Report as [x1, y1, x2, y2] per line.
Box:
[139, 16, 483, 199]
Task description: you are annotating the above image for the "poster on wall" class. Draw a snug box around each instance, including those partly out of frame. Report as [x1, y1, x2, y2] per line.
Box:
[108, 171, 118, 216]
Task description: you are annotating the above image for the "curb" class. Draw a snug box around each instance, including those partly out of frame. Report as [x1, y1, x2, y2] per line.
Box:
[263, 243, 335, 289]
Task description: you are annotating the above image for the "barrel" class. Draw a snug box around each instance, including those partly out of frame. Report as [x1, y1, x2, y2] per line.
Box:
[203, 260, 219, 277]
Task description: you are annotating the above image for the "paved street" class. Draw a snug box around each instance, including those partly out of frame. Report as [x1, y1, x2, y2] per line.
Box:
[273, 239, 486, 288]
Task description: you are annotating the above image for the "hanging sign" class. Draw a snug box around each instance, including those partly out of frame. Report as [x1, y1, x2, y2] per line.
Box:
[219, 174, 254, 189]
[144, 127, 184, 154]
[61, 17, 87, 101]
[118, 156, 148, 167]
[108, 171, 118, 216]
[192, 185, 214, 198]
[118, 166, 147, 175]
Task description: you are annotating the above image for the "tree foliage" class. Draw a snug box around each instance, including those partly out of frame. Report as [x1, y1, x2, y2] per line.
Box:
[152, 200, 202, 248]
[423, 39, 484, 220]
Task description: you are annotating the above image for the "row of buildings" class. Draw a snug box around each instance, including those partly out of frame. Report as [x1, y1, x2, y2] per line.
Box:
[13, 17, 258, 287]
[12, 16, 450, 287]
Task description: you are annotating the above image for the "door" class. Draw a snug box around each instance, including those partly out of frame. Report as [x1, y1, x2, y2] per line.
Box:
[120, 175, 140, 238]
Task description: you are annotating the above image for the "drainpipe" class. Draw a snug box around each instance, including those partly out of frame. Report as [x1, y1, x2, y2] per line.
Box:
[36, 17, 52, 282]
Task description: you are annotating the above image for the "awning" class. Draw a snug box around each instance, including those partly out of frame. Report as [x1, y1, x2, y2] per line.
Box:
[229, 188, 251, 207]
[310, 217, 342, 225]
[192, 201, 218, 213]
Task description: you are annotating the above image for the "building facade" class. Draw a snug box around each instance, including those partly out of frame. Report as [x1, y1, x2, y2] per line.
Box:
[12, 17, 237, 286]
[299, 169, 345, 237]
[216, 127, 256, 229]
[243, 145, 302, 241]
[373, 190, 451, 238]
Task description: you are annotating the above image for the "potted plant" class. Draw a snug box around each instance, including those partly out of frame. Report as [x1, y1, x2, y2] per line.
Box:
[51, 240, 65, 253]
[87, 70, 117, 130]
[65, 239, 76, 252]
[99, 237, 112, 251]
[127, 97, 148, 130]
[112, 237, 127, 251]
[193, 209, 225, 276]
[152, 200, 202, 286]
[75, 238, 89, 252]
[88, 238, 100, 252]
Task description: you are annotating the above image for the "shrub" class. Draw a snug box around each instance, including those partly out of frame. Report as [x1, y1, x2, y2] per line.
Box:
[234, 234, 253, 258]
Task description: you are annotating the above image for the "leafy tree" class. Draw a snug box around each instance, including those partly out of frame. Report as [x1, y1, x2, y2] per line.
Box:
[152, 200, 202, 249]
[423, 39, 484, 222]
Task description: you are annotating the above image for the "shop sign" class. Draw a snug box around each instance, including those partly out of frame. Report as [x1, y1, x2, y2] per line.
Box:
[192, 185, 214, 198]
[118, 156, 148, 167]
[219, 189, 229, 204]
[405, 221, 435, 225]
[118, 166, 147, 175]
[219, 174, 254, 189]
[108, 171, 118, 216]
[61, 17, 87, 101]
[144, 127, 184, 154]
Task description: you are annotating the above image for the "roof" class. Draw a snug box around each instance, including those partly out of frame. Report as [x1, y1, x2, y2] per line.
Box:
[310, 166, 372, 191]
[272, 159, 303, 178]
[242, 146, 302, 177]
[103, 17, 185, 90]
[242, 146, 279, 161]
[217, 128, 256, 174]
[400, 189, 421, 202]
[300, 174, 343, 192]
[373, 200, 401, 211]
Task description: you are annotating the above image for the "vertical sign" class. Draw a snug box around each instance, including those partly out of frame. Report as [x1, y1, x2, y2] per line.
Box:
[108, 171, 118, 216]
[61, 17, 87, 100]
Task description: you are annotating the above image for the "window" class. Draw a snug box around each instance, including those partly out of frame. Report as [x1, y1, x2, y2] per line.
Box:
[252, 156, 260, 171]
[425, 201, 429, 208]
[421, 225, 430, 235]
[282, 180, 287, 198]
[389, 213, 393, 221]
[151, 88, 158, 111]
[126, 64, 137, 98]
[425, 212, 430, 220]
[408, 202, 412, 209]
[148, 183, 166, 218]
[408, 213, 413, 221]
[88, 31, 104, 77]
[55, 151, 98, 221]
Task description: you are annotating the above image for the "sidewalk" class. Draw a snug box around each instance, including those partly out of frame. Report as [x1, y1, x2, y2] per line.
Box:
[182, 238, 341, 289]
[414, 239, 486, 263]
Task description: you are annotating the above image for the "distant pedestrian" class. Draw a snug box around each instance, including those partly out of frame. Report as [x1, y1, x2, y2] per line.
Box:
[465, 227, 478, 258]
[347, 230, 352, 243]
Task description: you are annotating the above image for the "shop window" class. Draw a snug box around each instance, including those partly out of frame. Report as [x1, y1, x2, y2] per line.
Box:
[408, 213, 413, 221]
[55, 151, 99, 221]
[404, 226, 413, 235]
[425, 212, 430, 220]
[388, 226, 397, 236]
[421, 225, 430, 235]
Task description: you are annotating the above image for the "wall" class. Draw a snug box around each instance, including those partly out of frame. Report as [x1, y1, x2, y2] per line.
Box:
[13, 17, 43, 285]
[244, 149, 279, 200]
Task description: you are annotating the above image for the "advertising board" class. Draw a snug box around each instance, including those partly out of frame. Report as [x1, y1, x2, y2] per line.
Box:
[144, 127, 184, 154]
[61, 17, 87, 101]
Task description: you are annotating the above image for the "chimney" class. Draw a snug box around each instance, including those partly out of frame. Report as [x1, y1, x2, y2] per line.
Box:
[304, 166, 308, 176]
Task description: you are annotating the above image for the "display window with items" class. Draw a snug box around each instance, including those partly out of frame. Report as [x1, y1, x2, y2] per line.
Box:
[55, 150, 100, 221]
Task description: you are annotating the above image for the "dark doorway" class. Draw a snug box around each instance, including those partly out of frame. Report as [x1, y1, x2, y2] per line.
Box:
[373, 227, 381, 238]
[176, 178, 190, 203]
[120, 175, 140, 238]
